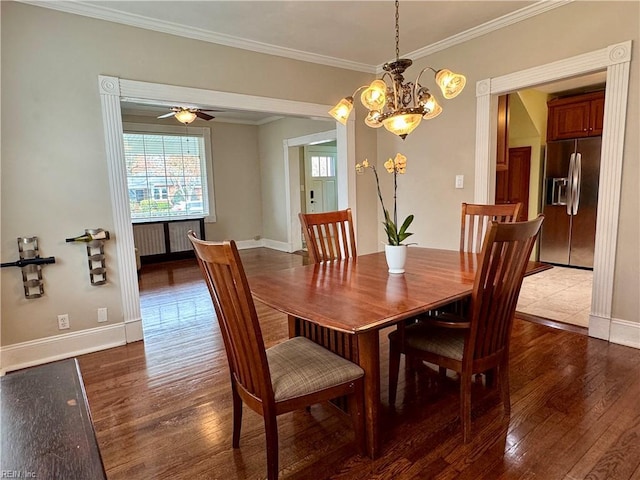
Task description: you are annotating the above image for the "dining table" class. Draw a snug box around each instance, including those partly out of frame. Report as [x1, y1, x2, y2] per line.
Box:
[249, 247, 549, 458]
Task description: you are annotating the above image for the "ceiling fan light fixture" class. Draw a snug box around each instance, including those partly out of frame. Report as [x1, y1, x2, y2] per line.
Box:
[174, 109, 198, 125]
[329, 0, 465, 139]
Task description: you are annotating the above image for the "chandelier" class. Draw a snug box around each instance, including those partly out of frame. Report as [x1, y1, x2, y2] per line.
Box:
[329, 0, 466, 139]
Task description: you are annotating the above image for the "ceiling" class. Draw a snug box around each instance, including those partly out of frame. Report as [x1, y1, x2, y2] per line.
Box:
[33, 0, 546, 71]
[43, 0, 603, 123]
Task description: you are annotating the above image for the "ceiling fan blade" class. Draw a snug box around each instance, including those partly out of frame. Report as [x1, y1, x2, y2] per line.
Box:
[195, 111, 214, 121]
[157, 112, 176, 119]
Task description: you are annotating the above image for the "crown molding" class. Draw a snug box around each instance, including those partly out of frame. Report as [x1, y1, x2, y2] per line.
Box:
[20, 0, 376, 73]
[22, 0, 569, 75]
[376, 0, 573, 73]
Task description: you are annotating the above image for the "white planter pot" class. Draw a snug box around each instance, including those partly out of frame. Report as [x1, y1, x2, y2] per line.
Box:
[384, 244, 407, 274]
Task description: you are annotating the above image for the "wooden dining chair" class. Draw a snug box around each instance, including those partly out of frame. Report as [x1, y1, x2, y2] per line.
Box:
[431, 202, 524, 321]
[299, 208, 356, 263]
[460, 202, 522, 253]
[388, 215, 544, 442]
[188, 232, 366, 479]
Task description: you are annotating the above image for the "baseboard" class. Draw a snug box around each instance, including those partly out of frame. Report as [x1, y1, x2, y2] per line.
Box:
[235, 239, 264, 250]
[588, 314, 611, 340]
[589, 314, 640, 349]
[262, 238, 292, 252]
[200, 238, 293, 253]
[610, 318, 640, 349]
[125, 318, 144, 342]
[0, 323, 127, 375]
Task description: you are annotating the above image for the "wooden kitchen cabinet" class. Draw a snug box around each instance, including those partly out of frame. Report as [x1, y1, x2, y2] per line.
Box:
[547, 90, 605, 141]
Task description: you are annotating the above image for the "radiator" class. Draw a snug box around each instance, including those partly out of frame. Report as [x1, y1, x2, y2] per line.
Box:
[133, 220, 201, 256]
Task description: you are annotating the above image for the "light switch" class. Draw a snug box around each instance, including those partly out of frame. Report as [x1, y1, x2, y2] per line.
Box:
[455, 175, 464, 189]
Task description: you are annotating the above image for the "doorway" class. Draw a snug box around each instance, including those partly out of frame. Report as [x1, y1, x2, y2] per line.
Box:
[495, 87, 599, 329]
[99, 76, 356, 343]
[304, 145, 338, 214]
[476, 41, 631, 340]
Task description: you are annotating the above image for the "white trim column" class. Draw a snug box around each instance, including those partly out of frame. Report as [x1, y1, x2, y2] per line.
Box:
[99, 75, 143, 342]
[474, 41, 632, 343]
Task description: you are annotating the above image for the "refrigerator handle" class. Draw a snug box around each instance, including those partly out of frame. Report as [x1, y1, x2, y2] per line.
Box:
[572, 152, 582, 215]
[567, 153, 575, 215]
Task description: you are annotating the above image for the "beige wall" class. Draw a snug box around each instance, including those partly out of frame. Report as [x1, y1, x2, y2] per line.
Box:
[0, 2, 373, 347]
[1, 1, 637, 354]
[205, 122, 263, 241]
[257, 117, 335, 243]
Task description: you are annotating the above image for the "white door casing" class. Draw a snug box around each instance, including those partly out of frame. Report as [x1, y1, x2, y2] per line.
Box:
[474, 41, 632, 343]
[99, 77, 356, 341]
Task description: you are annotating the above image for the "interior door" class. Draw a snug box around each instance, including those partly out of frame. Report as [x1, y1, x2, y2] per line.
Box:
[496, 146, 531, 221]
[304, 146, 337, 214]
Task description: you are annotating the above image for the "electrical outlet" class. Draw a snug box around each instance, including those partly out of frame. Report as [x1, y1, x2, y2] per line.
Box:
[57, 314, 70, 330]
[455, 175, 464, 189]
[97, 307, 108, 323]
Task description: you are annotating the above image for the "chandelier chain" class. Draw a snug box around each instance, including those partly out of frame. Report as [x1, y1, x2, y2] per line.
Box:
[395, 0, 400, 61]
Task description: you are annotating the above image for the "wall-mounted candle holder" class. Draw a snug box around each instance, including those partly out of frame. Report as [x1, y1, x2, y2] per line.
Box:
[66, 228, 110, 286]
[0, 237, 56, 299]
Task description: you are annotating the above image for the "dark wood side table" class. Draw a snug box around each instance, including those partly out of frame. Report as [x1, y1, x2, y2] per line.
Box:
[0, 358, 106, 479]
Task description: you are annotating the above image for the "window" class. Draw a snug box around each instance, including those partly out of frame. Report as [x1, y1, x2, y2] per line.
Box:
[122, 123, 214, 222]
[310, 155, 335, 178]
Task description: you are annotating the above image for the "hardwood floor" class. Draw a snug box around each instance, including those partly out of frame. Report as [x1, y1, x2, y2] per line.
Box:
[78, 249, 640, 480]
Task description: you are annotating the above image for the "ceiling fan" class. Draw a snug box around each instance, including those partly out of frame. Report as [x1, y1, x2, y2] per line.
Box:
[157, 107, 218, 125]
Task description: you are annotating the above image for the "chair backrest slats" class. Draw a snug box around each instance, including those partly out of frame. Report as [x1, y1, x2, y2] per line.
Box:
[188, 232, 274, 402]
[300, 209, 357, 264]
[460, 203, 522, 253]
[466, 216, 544, 362]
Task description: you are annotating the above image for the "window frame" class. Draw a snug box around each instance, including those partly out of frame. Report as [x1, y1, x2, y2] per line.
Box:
[122, 122, 216, 224]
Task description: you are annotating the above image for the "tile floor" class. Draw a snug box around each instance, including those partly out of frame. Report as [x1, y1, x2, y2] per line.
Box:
[517, 266, 593, 327]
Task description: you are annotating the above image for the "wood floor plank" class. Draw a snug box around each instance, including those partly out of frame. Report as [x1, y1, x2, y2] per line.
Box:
[75, 251, 640, 480]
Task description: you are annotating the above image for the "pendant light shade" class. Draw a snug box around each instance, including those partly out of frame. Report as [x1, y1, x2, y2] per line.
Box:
[435, 69, 467, 99]
[420, 93, 443, 120]
[382, 110, 422, 139]
[365, 110, 385, 128]
[361, 80, 387, 111]
[329, 97, 354, 125]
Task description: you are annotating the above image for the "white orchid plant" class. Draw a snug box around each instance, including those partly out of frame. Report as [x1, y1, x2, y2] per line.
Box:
[356, 153, 414, 246]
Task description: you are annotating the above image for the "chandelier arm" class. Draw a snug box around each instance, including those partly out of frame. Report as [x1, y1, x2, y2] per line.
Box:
[414, 66, 437, 90]
[351, 85, 371, 98]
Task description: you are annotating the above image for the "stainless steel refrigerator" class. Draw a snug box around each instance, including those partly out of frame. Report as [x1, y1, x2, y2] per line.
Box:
[539, 137, 601, 268]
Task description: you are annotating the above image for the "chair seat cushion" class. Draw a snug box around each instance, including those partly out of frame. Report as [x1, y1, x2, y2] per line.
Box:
[389, 323, 466, 361]
[267, 336, 364, 402]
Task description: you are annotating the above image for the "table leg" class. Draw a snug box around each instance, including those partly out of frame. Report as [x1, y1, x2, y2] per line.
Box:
[287, 314, 297, 338]
[356, 330, 381, 459]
